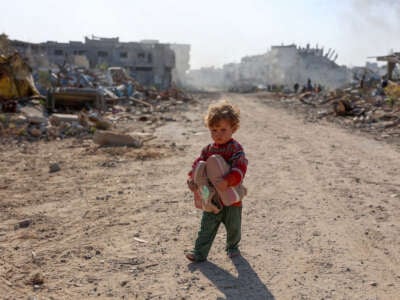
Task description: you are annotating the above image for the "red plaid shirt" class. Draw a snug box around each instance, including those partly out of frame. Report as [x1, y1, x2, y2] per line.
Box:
[189, 139, 247, 206]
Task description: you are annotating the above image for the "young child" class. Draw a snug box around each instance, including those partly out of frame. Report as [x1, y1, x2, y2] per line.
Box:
[186, 100, 248, 262]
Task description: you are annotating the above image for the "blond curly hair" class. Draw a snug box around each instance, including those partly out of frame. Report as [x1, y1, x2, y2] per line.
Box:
[204, 100, 240, 130]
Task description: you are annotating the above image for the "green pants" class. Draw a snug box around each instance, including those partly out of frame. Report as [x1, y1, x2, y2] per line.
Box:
[193, 206, 242, 260]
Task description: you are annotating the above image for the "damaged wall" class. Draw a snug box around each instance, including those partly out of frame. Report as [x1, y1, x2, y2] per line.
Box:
[11, 36, 189, 90]
[186, 43, 353, 90]
[169, 43, 191, 86]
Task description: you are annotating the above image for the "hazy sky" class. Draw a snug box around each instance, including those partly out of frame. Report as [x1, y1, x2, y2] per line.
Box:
[1, 0, 400, 69]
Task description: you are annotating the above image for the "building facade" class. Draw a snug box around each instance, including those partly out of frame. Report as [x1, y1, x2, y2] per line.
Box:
[11, 36, 190, 90]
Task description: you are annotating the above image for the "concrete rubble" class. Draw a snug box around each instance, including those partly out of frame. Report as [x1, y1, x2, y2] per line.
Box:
[264, 79, 400, 143]
[0, 59, 193, 146]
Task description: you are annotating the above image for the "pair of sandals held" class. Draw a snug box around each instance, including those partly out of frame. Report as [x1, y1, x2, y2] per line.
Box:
[193, 155, 246, 214]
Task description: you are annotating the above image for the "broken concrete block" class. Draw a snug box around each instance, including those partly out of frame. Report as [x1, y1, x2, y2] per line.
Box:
[50, 114, 79, 125]
[93, 130, 142, 147]
[12, 115, 28, 125]
[20, 106, 46, 124]
[29, 127, 42, 137]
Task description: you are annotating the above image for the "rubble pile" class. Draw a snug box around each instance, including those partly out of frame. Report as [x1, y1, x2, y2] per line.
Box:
[0, 52, 42, 112]
[0, 54, 193, 145]
[267, 81, 400, 141]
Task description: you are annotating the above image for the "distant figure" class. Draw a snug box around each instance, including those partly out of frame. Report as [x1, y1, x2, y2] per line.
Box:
[381, 76, 388, 89]
[306, 78, 313, 92]
[360, 74, 366, 89]
[293, 82, 299, 93]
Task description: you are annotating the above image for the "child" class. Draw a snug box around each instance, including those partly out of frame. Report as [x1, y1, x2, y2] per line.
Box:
[186, 100, 248, 262]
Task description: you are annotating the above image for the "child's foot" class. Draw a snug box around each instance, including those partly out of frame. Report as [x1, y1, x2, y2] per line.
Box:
[185, 253, 206, 262]
[227, 249, 241, 259]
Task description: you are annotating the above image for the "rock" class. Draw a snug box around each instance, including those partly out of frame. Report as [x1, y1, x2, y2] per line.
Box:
[50, 114, 79, 125]
[49, 163, 61, 173]
[88, 114, 112, 130]
[29, 127, 42, 137]
[13, 115, 28, 125]
[30, 272, 44, 285]
[20, 106, 46, 124]
[93, 130, 143, 147]
[47, 126, 61, 139]
[312, 230, 321, 236]
[14, 219, 32, 230]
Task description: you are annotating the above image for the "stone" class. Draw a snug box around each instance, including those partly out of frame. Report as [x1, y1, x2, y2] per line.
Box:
[50, 114, 79, 124]
[29, 127, 42, 137]
[30, 272, 44, 285]
[93, 130, 142, 147]
[20, 106, 46, 124]
[49, 163, 61, 173]
[14, 219, 32, 230]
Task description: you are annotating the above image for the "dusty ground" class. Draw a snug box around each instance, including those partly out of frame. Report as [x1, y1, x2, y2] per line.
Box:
[1, 93, 400, 300]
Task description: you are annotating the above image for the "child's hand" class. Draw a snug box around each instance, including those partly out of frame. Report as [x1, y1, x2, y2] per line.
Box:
[187, 178, 198, 192]
[215, 179, 228, 192]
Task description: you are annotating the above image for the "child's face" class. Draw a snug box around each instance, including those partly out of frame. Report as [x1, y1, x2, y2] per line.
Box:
[209, 119, 236, 145]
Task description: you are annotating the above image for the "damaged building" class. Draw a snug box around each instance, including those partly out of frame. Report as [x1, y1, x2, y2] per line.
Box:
[11, 36, 190, 90]
[375, 52, 400, 80]
[186, 43, 352, 90]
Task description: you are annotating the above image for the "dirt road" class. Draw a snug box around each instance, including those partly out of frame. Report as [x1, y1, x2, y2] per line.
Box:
[1, 93, 399, 299]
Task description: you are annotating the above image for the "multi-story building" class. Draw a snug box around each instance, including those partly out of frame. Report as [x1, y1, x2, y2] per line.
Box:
[11, 36, 190, 90]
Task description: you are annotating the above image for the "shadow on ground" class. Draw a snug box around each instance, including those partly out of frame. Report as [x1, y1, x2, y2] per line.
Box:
[189, 255, 275, 300]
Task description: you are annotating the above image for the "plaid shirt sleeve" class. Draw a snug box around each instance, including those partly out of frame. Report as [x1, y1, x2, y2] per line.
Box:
[224, 142, 248, 186]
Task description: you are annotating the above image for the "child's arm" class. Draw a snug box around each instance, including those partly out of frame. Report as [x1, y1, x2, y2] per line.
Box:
[224, 145, 248, 187]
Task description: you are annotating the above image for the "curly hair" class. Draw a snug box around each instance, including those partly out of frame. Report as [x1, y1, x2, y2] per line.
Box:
[204, 100, 240, 130]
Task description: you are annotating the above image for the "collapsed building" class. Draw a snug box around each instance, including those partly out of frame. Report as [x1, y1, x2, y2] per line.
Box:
[11, 36, 190, 90]
[186, 43, 352, 90]
[375, 52, 400, 80]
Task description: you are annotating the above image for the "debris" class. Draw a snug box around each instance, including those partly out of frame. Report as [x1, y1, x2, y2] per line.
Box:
[30, 272, 44, 285]
[369, 281, 378, 287]
[14, 219, 32, 230]
[128, 97, 154, 109]
[133, 237, 148, 243]
[1, 100, 17, 112]
[20, 106, 46, 124]
[93, 130, 143, 147]
[49, 163, 61, 173]
[333, 99, 352, 116]
[47, 87, 106, 111]
[49, 113, 79, 124]
[28, 127, 42, 137]
[88, 113, 112, 130]
[0, 52, 40, 101]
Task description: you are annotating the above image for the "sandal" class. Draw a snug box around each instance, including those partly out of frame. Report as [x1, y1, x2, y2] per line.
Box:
[185, 253, 206, 262]
[227, 250, 241, 258]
